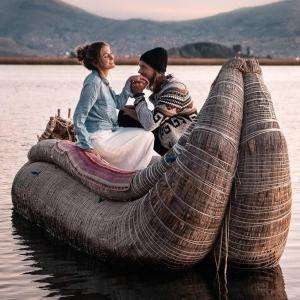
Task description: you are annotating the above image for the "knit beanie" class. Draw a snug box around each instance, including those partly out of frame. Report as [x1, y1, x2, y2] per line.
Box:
[140, 47, 168, 73]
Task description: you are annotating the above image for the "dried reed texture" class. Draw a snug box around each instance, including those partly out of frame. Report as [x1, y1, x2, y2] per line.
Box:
[12, 58, 244, 268]
[220, 59, 292, 268]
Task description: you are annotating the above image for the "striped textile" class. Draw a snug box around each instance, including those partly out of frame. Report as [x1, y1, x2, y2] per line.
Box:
[54, 140, 135, 189]
[28, 139, 171, 201]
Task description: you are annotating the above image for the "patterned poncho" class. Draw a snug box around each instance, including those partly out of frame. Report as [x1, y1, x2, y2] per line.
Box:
[134, 74, 197, 149]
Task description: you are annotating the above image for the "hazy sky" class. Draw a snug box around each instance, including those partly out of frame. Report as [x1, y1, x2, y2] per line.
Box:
[60, 0, 281, 20]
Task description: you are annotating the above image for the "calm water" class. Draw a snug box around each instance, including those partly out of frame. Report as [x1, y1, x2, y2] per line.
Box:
[0, 65, 299, 299]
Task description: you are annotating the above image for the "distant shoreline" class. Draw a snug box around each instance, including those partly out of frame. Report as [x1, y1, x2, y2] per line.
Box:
[0, 56, 300, 66]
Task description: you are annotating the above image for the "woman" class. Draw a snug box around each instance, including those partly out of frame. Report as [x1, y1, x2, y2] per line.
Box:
[73, 41, 155, 171]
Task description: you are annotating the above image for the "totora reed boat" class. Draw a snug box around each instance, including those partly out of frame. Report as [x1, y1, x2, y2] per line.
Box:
[11, 58, 292, 269]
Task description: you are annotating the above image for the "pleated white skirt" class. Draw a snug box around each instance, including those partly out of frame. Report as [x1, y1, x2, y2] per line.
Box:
[90, 127, 155, 171]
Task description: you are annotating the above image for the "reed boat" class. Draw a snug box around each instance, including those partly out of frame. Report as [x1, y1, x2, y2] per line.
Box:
[11, 59, 291, 269]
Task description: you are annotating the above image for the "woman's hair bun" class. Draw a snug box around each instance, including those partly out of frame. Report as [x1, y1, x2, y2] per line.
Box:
[76, 45, 89, 62]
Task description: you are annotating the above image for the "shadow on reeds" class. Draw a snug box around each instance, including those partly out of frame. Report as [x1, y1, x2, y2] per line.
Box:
[11, 213, 288, 300]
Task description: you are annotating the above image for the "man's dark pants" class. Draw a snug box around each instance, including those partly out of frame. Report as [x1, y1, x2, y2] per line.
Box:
[118, 110, 168, 156]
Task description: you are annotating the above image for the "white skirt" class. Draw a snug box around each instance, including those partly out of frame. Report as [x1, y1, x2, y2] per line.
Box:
[90, 127, 155, 171]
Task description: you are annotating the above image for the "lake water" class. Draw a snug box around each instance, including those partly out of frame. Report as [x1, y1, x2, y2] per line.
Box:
[0, 65, 299, 299]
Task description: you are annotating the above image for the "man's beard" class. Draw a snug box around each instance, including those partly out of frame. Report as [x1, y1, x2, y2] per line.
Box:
[146, 74, 156, 91]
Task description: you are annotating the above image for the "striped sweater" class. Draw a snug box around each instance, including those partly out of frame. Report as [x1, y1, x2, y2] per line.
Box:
[134, 74, 197, 149]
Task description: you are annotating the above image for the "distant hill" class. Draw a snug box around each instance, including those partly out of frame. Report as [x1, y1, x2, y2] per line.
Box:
[169, 42, 236, 58]
[0, 37, 38, 56]
[0, 0, 299, 57]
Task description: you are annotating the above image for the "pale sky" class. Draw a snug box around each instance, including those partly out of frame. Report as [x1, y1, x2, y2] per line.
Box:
[60, 0, 281, 21]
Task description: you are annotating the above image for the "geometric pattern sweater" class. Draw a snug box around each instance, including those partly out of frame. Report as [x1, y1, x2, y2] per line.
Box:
[134, 74, 198, 149]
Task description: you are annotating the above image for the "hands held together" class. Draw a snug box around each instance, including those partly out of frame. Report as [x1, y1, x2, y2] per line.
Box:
[128, 75, 149, 95]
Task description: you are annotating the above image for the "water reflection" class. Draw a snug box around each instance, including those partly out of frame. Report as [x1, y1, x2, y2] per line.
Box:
[207, 266, 288, 300]
[230, 268, 288, 299]
[12, 212, 288, 299]
[12, 213, 213, 299]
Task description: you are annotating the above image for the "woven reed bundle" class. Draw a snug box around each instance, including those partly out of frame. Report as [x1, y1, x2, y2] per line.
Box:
[38, 116, 75, 142]
[12, 58, 245, 268]
[220, 59, 292, 268]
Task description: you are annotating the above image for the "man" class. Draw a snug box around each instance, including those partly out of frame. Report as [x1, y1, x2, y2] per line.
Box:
[118, 47, 197, 155]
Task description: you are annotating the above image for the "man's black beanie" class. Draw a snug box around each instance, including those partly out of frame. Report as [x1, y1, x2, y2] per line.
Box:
[140, 47, 168, 73]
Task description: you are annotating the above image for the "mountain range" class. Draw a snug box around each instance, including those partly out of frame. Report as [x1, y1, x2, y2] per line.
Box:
[0, 0, 299, 57]
[169, 42, 237, 58]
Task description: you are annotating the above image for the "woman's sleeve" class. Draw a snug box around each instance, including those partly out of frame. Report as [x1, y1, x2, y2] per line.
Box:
[73, 81, 99, 149]
[111, 80, 133, 109]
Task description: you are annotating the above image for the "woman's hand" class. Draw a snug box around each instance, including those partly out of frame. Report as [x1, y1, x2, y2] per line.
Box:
[131, 81, 146, 94]
[129, 75, 149, 92]
[128, 75, 149, 85]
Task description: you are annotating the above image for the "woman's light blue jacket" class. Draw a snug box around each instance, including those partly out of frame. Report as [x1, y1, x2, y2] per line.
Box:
[73, 70, 132, 149]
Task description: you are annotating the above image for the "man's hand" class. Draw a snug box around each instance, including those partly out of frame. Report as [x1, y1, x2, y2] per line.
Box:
[123, 105, 134, 109]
